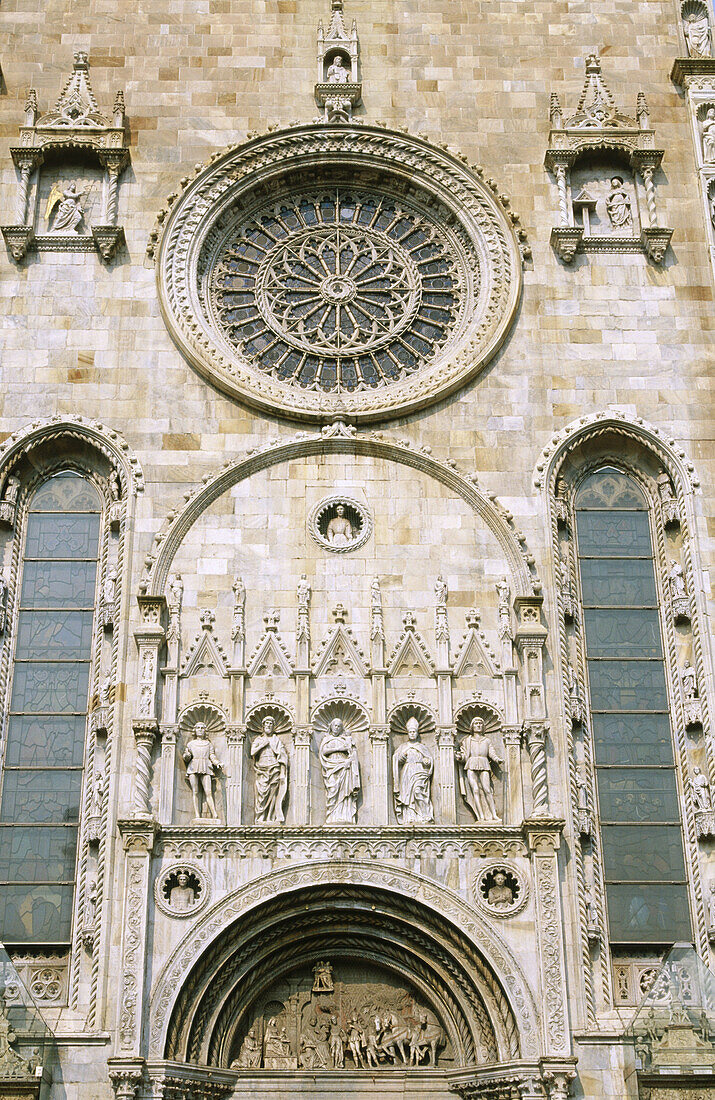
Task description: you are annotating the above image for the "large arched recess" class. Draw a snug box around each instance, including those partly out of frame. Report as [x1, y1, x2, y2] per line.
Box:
[148, 864, 539, 1066]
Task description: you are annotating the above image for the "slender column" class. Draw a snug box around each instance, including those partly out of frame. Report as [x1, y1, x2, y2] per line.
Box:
[641, 165, 657, 228]
[370, 726, 390, 824]
[132, 721, 157, 818]
[116, 822, 158, 1056]
[436, 727, 457, 823]
[158, 724, 177, 824]
[105, 163, 121, 225]
[16, 159, 33, 225]
[370, 577, 387, 725]
[226, 725, 245, 825]
[293, 726, 311, 823]
[555, 164, 570, 226]
[502, 726, 524, 825]
[525, 722, 550, 816]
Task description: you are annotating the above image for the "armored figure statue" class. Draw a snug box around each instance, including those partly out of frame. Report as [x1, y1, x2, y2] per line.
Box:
[392, 717, 434, 824]
[326, 504, 354, 546]
[319, 718, 361, 823]
[183, 722, 221, 820]
[250, 716, 289, 824]
[456, 716, 502, 821]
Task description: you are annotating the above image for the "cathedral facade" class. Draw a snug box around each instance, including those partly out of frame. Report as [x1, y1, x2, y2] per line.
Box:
[0, 2, 714, 1098]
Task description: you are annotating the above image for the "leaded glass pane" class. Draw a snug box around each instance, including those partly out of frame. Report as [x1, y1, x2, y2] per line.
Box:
[575, 469, 647, 510]
[588, 661, 668, 712]
[576, 510, 652, 557]
[0, 771, 82, 824]
[30, 474, 101, 513]
[606, 884, 691, 943]
[24, 513, 100, 560]
[0, 884, 75, 942]
[20, 560, 97, 609]
[598, 768, 680, 822]
[592, 713, 674, 767]
[0, 827, 77, 882]
[579, 558, 657, 607]
[584, 608, 662, 659]
[16, 611, 94, 661]
[601, 825, 686, 882]
[9, 662, 90, 714]
[4, 716, 87, 767]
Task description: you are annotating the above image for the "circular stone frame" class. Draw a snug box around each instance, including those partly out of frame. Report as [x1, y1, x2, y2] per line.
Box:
[308, 494, 372, 552]
[472, 861, 528, 918]
[155, 862, 212, 919]
[156, 124, 523, 423]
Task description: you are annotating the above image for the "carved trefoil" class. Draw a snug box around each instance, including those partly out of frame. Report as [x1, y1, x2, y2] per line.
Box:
[1, 51, 130, 262]
[545, 54, 673, 263]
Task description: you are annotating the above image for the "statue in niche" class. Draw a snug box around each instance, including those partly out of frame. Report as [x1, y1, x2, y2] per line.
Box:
[708, 882, 715, 930]
[327, 54, 351, 84]
[702, 107, 715, 163]
[434, 575, 448, 606]
[487, 870, 514, 908]
[326, 504, 355, 546]
[264, 1018, 294, 1069]
[91, 769, 104, 817]
[392, 718, 434, 824]
[46, 182, 85, 233]
[669, 559, 687, 600]
[250, 716, 289, 824]
[605, 177, 632, 229]
[169, 871, 197, 912]
[692, 767, 712, 813]
[104, 566, 118, 605]
[684, 10, 712, 58]
[681, 660, 699, 702]
[183, 723, 221, 820]
[319, 718, 361, 823]
[298, 1015, 331, 1069]
[297, 573, 311, 607]
[232, 1027, 262, 1069]
[456, 716, 502, 821]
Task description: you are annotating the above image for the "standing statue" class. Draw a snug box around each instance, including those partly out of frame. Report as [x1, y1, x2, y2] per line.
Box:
[684, 11, 712, 58]
[327, 54, 351, 83]
[319, 718, 361, 823]
[702, 107, 715, 163]
[456, 716, 502, 821]
[681, 660, 699, 702]
[46, 182, 85, 233]
[605, 177, 632, 229]
[668, 559, 687, 600]
[434, 575, 448, 606]
[692, 767, 712, 813]
[250, 716, 289, 824]
[183, 723, 221, 820]
[392, 718, 434, 824]
[328, 1015, 346, 1068]
[232, 1027, 262, 1069]
[104, 566, 118, 605]
[326, 504, 354, 546]
[371, 577, 382, 609]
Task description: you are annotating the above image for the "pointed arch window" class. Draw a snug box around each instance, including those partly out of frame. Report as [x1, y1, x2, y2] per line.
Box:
[574, 467, 691, 945]
[0, 473, 101, 945]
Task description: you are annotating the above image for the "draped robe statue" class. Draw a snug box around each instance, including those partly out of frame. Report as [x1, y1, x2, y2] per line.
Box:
[250, 716, 289, 823]
[392, 718, 434, 824]
[319, 718, 361, 823]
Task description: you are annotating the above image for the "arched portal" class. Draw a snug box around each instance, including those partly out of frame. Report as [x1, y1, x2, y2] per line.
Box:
[163, 881, 524, 1078]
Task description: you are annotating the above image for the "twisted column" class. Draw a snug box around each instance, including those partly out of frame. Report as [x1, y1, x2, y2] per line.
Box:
[132, 723, 157, 818]
[105, 164, 121, 226]
[16, 161, 33, 225]
[641, 165, 657, 228]
[555, 164, 569, 226]
[526, 723, 550, 816]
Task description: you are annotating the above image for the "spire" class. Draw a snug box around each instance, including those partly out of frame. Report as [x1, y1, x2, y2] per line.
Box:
[328, 0, 349, 40]
[42, 50, 107, 127]
[564, 52, 637, 129]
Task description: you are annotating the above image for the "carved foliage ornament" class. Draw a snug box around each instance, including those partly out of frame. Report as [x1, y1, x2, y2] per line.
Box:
[156, 125, 522, 422]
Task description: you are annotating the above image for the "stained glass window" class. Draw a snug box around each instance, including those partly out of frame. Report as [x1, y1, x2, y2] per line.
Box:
[0, 473, 100, 945]
[575, 468, 691, 945]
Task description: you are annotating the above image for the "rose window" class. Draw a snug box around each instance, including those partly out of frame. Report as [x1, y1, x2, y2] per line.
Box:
[209, 189, 464, 393]
[158, 126, 522, 420]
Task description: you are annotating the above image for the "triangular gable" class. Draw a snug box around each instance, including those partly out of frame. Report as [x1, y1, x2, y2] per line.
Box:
[313, 624, 368, 678]
[248, 630, 294, 678]
[453, 628, 497, 678]
[180, 630, 229, 679]
[388, 629, 435, 678]
[39, 51, 107, 128]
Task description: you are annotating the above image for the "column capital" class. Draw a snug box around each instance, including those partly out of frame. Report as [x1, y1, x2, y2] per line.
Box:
[117, 819, 159, 853]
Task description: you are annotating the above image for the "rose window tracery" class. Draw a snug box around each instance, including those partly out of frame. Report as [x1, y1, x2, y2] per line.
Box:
[209, 189, 464, 393]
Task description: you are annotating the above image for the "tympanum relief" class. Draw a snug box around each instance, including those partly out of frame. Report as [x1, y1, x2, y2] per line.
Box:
[230, 960, 451, 1072]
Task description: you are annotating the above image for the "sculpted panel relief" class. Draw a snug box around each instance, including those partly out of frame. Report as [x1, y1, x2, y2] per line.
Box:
[230, 960, 451, 1072]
